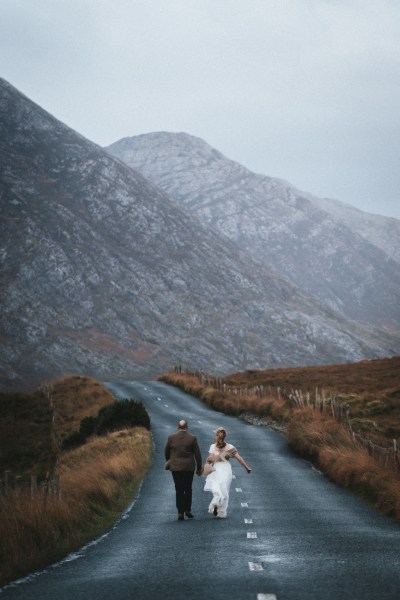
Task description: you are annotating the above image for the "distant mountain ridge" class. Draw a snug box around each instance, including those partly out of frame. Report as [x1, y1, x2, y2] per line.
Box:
[107, 132, 400, 333]
[1, 79, 399, 388]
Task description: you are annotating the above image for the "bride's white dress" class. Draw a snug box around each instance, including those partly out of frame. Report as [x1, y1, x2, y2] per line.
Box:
[204, 443, 236, 518]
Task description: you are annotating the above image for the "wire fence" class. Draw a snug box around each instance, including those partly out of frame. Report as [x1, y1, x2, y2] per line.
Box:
[283, 387, 399, 472]
[0, 471, 61, 499]
[179, 369, 399, 473]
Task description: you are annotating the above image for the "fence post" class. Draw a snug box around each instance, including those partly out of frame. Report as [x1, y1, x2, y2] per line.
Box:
[369, 441, 377, 458]
[345, 408, 351, 431]
[393, 439, 399, 471]
[55, 474, 61, 499]
[14, 475, 22, 496]
[31, 475, 38, 498]
[4, 470, 10, 492]
[331, 396, 336, 419]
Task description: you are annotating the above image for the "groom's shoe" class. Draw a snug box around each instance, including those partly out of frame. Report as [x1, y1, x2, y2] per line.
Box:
[185, 511, 194, 519]
[178, 513, 185, 521]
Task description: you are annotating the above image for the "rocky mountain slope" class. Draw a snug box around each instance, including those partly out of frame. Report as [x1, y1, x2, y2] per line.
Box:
[107, 132, 400, 334]
[1, 80, 399, 388]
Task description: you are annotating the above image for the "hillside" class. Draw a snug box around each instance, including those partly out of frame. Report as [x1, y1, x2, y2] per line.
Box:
[107, 132, 400, 334]
[224, 356, 400, 395]
[2, 79, 399, 388]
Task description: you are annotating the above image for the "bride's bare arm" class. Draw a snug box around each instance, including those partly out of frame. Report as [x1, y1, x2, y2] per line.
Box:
[234, 451, 252, 473]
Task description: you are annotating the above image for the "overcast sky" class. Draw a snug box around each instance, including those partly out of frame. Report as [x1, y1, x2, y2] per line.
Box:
[1, 0, 399, 219]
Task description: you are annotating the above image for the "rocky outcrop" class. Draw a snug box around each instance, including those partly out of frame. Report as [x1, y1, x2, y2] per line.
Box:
[107, 132, 400, 334]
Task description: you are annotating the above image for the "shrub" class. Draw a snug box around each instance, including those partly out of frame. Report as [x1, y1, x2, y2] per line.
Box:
[96, 399, 151, 434]
[63, 399, 150, 449]
[80, 415, 97, 438]
[62, 431, 85, 450]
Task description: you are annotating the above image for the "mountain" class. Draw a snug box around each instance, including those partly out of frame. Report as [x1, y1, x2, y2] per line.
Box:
[1, 80, 399, 389]
[107, 132, 400, 334]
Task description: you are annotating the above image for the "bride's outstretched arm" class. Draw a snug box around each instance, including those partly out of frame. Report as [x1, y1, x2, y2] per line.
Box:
[234, 452, 252, 473]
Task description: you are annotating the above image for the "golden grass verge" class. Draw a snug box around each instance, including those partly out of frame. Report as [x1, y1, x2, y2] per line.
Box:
[0, 427, 151, 587]
[159, 373, 288, 421]
[160, 371, 400, 521]
[287, 410, 400, 518]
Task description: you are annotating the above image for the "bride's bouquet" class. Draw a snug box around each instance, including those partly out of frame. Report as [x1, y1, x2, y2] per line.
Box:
[202, 461, 215, 477]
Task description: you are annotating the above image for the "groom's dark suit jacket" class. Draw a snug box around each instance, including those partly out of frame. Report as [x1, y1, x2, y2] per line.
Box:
[165, 430, 202, 472]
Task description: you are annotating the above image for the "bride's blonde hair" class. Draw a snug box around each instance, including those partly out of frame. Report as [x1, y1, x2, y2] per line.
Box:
[215, 427, 227, 449]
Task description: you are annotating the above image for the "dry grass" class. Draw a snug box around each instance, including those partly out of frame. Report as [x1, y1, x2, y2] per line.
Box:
[161, 373, 205, 399]
[49, 374, 115, 441]
[160, 372, 289, 421]
[0, 427, 151, 586]
[287, 408, 400, 518]
[223, 356, 400, 396]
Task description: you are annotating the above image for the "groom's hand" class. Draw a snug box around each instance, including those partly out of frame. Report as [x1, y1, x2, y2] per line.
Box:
[196, 467, 203, 476]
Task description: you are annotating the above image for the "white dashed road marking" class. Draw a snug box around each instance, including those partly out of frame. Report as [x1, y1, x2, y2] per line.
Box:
[241, 502, 249, 507]
[257, 595, 277, 600]
[235, 487, 243, 492]
[247, 532, 257, 539]
[164, 404, 168, 407]
[244, 518, 253, 524]
[157, 397, 162, 401]
[232, 474, 236, 479]
[248, 562, 263, 571]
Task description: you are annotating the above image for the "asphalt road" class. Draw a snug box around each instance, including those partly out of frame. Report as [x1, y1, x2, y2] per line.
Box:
[1, 381, 400, 600]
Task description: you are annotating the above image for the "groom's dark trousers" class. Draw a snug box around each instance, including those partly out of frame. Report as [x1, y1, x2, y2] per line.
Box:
[172, 471, 194, 514]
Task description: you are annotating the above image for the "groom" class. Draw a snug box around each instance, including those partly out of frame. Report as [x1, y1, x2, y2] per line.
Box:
[165, 419, 203, 521]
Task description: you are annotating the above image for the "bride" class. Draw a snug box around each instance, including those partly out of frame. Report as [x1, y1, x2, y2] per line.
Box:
[204, 426, 252, 518]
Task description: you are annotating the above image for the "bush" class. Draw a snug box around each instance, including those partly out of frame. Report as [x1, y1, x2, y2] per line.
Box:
[62, 431, 85, 450]
[96, 399, 151, 434]
[80, 415, 97, 438]
[62, 399, 150, 449]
